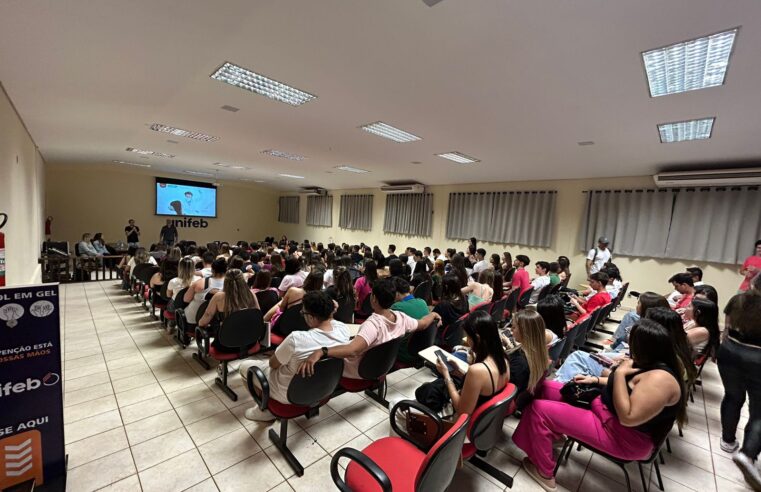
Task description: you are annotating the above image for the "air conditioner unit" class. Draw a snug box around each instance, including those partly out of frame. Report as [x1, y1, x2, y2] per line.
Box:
[653, 168, 761, 188]
[380, 184, 425, 194]
[298, 187, 328, 196]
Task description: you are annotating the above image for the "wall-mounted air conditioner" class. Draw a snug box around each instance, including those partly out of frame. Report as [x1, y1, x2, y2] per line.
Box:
[298, 187, 328, 196]
[653, 168, 761, 188]
[380, 184, 425, 194]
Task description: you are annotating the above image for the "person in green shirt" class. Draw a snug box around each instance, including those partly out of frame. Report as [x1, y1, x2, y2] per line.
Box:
[548, 262, 562, 286]
[391, 276, 431, 363]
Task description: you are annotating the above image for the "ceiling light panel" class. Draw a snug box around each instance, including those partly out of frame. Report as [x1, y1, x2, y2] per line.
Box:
[435, 152, 480, 164]
[658, 117, 715, 143]
[261, 149, 306, 161]
[642, 28, 738, 97]
[278, 173, 305, 179]
[335, 165, 370, 174]
[211, 62, 317, 106]
[184, 170, 216, 177]
[126, 147, 175, 158]
[112, 160, 151, 168]
[150, 123, 219, 142]
[359, 121, 422, 143]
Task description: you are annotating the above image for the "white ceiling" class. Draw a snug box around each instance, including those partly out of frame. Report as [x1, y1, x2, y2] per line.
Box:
[1, 0, 761, 190]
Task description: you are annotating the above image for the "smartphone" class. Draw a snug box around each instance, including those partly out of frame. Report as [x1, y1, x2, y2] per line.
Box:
[590, 353, 614, 368]
[435, 349, 456, 373]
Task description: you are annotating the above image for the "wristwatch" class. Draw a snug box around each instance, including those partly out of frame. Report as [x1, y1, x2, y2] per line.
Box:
[321, 346, 329, 357]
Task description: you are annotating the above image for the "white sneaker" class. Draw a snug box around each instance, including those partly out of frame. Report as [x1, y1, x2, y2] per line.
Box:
[720, 438, 740, 453]
[244, 406, 276, 422]
[733, 452, 761, 491]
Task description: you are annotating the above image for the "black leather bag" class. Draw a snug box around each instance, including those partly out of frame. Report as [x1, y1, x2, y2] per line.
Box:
[560, 381, 602, 408]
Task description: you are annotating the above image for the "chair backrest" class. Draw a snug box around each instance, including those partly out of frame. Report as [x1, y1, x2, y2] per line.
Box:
[431, 276, 443, 301]
[612, 282, 629, 311]
[286, 357, 344, 406]
[357, 337, 403, 381]
[548, 337, 567, 367]
[517, 288, 534, 309]
[470, 301, 492, 314]
[536, 284, 553, 302]
[490, 296, 507, 325]
[255, 289, 280, 315]
[270, 275, 282, 289]
[131, 263, 154, 283]
[216, 308, 266, 355]
[173, 287, 190, 310]
[158, 281, 172, 302]
[407, 322, 437, 358]
[333, 295, 355, 323]
[357, 294, 373, 317]
[572, 312, 596, 348]
[503, 288, 520, 313]
[468, 383, 518, 451]
[549, 283, 563, 295]
[440, 316, 465, 351]
[415, 414, 470, 491]
[195, 300, 211, 324]
[503, 267, 516, 283]
[273, 303, 309, 337]
[413, 281, 433, 305]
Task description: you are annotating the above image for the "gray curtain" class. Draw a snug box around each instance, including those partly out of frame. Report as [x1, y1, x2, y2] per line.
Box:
[665, 187, 761, 264]
[488, 191, 556, 247]
[306, 195, 333, 227]
[446, 192, 494, 240]
[278, 196, 300, 224]
[577, 189, 676, 258]
[339, 194, 373, 230]
[383, 193, 433, 237]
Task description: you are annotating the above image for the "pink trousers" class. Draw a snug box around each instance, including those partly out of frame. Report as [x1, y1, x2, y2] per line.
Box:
[512, 380, 654, 478]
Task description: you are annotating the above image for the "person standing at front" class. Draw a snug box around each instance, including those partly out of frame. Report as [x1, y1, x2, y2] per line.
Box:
[125, 219, 140, 247]
[159, 219, 178, 247]
[586, 236, 612, 275]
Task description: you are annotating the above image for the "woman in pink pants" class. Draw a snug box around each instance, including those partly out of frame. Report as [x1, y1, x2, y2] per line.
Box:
[513, 319, 687, 491]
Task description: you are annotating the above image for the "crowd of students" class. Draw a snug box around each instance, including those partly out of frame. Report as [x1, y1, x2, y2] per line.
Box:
[116, 235, 761, 491]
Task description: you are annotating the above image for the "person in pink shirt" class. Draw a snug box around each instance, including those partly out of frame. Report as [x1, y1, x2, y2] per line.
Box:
[509, 255, 532, 296]
[353, 259, 378, 311]
[739, 240, 761, 292]
[297, 278, 441, 379]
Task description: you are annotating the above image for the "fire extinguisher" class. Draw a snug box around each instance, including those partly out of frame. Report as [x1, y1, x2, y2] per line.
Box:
[0, 212, 7, 287]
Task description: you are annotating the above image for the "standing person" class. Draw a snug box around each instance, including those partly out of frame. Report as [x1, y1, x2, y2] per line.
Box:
[45, 215, 53, 241]
[585, 236, 612, 275]
[718, 276, 761, 490]
[738, 239, 761, 293]
[125, 219, 140, 247]
[159, 219, 178, 247]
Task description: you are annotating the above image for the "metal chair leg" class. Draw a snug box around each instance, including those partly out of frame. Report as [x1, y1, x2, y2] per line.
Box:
[269, 420, 304, 477]
[654, 460, 664, 491]
[621, 464, 632, 492]
[214, 361, 238, 401]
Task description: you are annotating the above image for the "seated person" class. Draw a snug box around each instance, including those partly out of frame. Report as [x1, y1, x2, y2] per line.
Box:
[604, 264, 623, 299]
[548, 262, 561, 286]
[197, 269, 260, 350]
[515, 319, 686, 491]
[149, 258, 178, 289]
[462, 270, 495, 308]
[239, 291, 350, 422]
[609, 292, 669, 348]
[77, 233, 101, 257]
[536, 295, 568, 341]
[167, 257, 195, 300]
[92, 233, 110, 255]
[353, 259, 378, 313]
[433, 273, 470, 347]
[667, 267, 704, 306]
[183, 258, 226, 324]
[668, 272, 695, 318]
[391, 277, 430, 319]
[278, 256, 308, 296]
[568, 272, 611, 318]
[197, 252, 215, 278]
[528, 261, 551, 304]
[297, 278, 441, 380]
[265, 271, 323, 330]
[508, 255, 531, 296]
[683, 298, 721, 358]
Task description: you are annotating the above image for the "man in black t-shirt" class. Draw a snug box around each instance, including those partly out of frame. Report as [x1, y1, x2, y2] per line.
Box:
[125, 219, 140, 246]
[159, 219, 178, 247]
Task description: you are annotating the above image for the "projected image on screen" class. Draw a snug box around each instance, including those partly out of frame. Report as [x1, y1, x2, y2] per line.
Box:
[155, 177, 217, 218]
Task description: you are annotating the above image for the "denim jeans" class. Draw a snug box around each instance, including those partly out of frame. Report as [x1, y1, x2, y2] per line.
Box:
[554, 350, 621, 383]
[611, 311, 639, 349]
[717, 338, 761, 458]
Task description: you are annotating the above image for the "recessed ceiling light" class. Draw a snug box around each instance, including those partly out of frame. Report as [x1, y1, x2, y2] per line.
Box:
[335, 165, 370, 174]
[112, 160, 151, 168]
[658, 117, 715, 143]
[150, 123, 219, 142]
[577, 141, 595, 146]
[643, 28, 738, 97]
[278, 173, 305, 179]
[211, 62, 317, 106]
[435, 152, 480, 164]
[410, 161, 422, 165]
[184, 170, 216, 177]
[254, 180, 266, 183]
[212, 162, 231, 168]
[359, 121, 422, 143]
[221, 105, 240, 112]
[126, 147, 175, 158]
[166, 139, 179, 144]
[230, 165, 248, 170]
[261, 149, 306, 161]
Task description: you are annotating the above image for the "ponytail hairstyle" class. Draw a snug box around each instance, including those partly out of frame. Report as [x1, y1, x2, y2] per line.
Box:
[223, 269, 255, 317]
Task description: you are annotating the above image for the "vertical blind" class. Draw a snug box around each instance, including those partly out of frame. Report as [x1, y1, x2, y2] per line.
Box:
[383, 193, 434, 237]
[278, 196, 300, 224]
[578, 190, 676, 258]
[446, 191, 556, 247]
[339, 194, 373, 230]
[306, 195, 333, 227]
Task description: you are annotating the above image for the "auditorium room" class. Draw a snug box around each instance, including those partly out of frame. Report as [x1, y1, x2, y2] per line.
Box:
[2, 1, 761, 491]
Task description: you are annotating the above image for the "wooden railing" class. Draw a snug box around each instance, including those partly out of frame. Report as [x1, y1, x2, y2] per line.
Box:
[38, 255, 124, 283]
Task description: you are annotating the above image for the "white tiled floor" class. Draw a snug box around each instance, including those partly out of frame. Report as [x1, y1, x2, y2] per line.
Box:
[60, 281, 753, 491]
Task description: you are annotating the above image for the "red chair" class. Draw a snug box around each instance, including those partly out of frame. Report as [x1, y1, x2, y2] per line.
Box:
[269, 303, 309, 346]
[336, 337, 403, 407]
[461, 383, 518, 487]
[247, 357, 344, 477]
[331, 400, 469, 492]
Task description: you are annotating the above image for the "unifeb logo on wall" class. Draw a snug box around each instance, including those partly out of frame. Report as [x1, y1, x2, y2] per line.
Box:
[170, 218, 209, 228]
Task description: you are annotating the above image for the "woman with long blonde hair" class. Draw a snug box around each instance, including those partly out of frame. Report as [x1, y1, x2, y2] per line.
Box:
[510, 310, 550, 394]
[167, 257, 196, 299]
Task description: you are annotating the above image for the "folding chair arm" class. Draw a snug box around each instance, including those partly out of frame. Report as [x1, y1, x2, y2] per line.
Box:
[389, 399, 443, 450]
[246, 366, 270, 410]
[330, 448, 392, 492]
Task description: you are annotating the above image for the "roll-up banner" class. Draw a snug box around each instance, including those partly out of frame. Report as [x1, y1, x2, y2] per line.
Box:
[0, 284, 66, 491]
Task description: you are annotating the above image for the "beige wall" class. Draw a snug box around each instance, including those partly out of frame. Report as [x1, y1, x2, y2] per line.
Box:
[45, 165, 279, 248]
[0, 83, 46, 286]
[275, 177, 744, 307]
